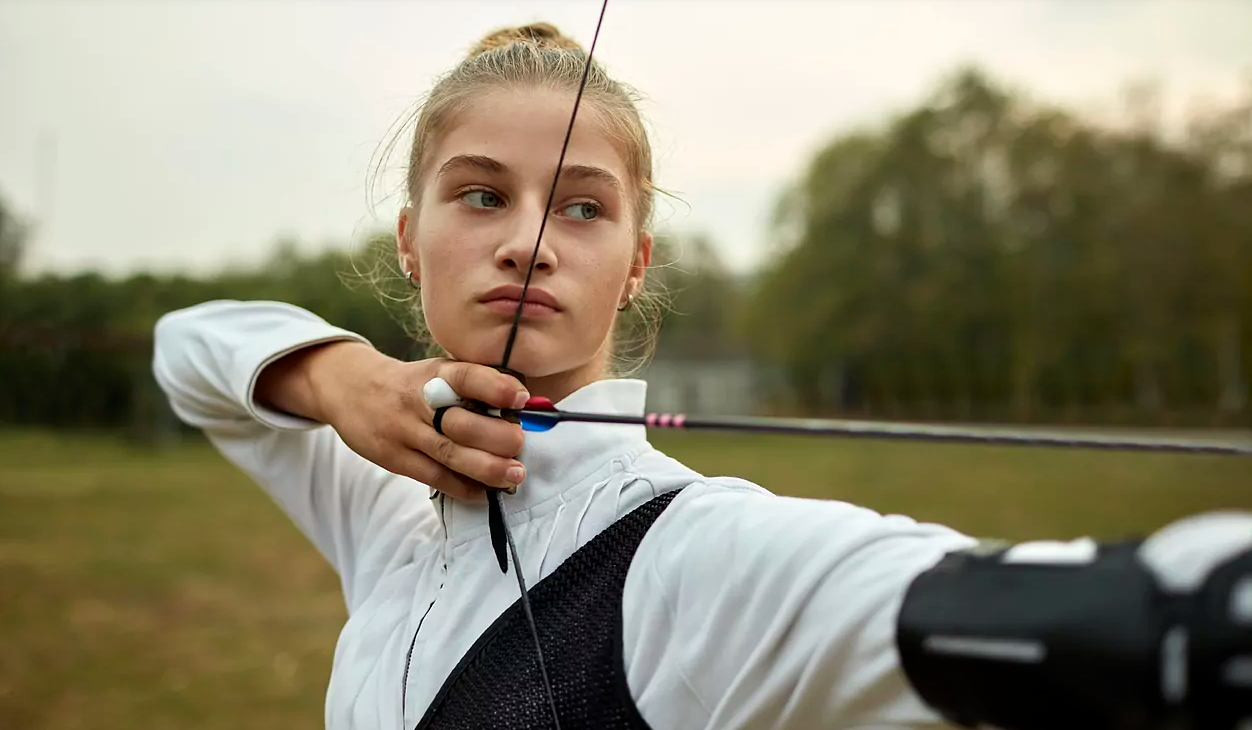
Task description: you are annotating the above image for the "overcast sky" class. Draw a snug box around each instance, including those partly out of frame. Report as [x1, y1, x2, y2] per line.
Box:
[2, 0, 1250, 277]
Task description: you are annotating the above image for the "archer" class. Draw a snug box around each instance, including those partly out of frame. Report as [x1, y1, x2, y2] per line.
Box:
[153, 19, 1249, 730]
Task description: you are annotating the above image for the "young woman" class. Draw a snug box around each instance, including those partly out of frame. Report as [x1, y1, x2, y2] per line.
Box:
[153, 22, 1250, 730]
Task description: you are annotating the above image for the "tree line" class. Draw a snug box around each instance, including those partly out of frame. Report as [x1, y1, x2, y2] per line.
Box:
[1, 68, 1248, 434]
[749, 69, 1251, 426]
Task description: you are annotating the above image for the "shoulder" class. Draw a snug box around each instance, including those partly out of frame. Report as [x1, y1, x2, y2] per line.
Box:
[620, 464, 973, 726]
[622, 443, 774, 500]
[622, 443, 973, 584]
[638, 463, 970, 586]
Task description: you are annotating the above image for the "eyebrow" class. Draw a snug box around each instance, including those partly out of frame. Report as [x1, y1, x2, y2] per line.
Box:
[436, 154, 505, 180]
[435, 154, 621, 191]
[560, 164, 622, 192]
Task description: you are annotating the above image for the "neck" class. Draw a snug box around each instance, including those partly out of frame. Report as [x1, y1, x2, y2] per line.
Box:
[446, 338, 615, 403]
[524, 359, 606, 403]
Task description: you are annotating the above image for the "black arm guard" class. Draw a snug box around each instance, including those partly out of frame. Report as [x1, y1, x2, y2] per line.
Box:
[897, 529, 1252, 730]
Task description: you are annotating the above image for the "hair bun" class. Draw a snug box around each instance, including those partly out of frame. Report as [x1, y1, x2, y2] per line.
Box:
[467, 23, 583, 59]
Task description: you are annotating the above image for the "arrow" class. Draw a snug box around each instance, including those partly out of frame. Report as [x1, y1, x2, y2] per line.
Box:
[515, 398, 1252, 456]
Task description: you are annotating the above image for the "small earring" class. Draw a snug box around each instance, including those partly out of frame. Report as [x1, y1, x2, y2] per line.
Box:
[405, 271, 418, 289]
[617, 293, 635, 311]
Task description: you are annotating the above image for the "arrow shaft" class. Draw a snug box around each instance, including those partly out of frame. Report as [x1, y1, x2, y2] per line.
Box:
[520, 408, 1252, 456]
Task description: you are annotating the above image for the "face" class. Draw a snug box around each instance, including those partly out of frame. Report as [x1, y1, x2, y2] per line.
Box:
[397, 87, 651, 394]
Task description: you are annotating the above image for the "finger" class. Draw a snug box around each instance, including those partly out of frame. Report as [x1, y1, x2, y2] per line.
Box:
[436, 406, 526, 458]
[387, 448, 490, 503]
[438, 361, 530, 411]
[410, 424, 526, 491]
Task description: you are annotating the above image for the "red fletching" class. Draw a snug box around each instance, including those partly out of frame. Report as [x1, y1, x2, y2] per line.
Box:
[525, 396, 557, 411]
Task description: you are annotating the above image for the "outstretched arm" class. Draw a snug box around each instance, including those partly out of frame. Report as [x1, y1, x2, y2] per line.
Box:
[625, 481, 1252, 730]
[624, 481, 975, 729]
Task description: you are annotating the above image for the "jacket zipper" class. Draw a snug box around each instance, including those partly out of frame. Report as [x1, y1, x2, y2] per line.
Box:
[402, 493, 449, 726]
[401, 595, 438, 719]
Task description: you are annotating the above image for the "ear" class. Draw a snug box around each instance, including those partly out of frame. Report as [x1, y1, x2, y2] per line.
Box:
[625, 231, 652, 299]
[396, 206, 420, 283]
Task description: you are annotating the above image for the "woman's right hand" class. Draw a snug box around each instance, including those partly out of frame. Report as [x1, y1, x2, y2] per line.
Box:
[257, 341, 531, 501]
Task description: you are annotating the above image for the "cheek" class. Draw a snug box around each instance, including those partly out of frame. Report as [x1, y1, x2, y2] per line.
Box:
[422, 247, 470, 287]
[566, 244, 634, 319]
[415, 219, 476, 314]
[416, 206, 478, 276]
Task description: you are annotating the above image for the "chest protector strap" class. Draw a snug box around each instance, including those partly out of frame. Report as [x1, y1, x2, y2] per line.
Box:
[414, 488, 682, 730]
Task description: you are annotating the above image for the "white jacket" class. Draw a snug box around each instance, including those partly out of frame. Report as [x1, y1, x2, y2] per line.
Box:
[152, 299, 976, 730]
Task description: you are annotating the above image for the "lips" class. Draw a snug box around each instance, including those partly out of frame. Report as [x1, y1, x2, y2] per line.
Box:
[478, 284, 563, 313]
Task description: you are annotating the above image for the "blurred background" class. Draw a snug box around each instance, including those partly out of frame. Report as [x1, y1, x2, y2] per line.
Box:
[2, 1, 1250, 728]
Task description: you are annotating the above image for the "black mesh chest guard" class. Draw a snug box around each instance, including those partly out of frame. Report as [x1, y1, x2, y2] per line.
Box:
[413, 488, 682, 730]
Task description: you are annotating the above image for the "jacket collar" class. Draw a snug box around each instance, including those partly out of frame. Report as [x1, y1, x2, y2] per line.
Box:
[436, 378, 651, 546]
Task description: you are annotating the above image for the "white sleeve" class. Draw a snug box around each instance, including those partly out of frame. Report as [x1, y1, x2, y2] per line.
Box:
[151, 299, 439, 611]
[625, 481, 978, 730]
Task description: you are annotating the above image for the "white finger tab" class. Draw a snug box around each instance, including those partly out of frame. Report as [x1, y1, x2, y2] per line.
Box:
[422, 377, 465, 410]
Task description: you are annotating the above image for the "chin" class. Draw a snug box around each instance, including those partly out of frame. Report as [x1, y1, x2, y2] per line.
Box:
[440, 338, 584, 381]
[497, 351, 567, 379]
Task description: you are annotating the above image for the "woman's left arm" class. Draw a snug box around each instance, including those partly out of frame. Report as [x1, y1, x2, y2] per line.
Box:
[624, 482, 1252, 730]
[623, 481, 975, 729]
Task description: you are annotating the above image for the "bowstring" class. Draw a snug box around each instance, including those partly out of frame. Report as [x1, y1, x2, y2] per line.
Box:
[499, 2, 608, 369]
[491, 3, 610, 728]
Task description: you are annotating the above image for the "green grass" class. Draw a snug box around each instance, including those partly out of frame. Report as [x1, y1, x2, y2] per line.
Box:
[1, 428, 1249, 729]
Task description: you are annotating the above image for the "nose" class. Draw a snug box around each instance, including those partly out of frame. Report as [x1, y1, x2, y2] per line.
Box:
[495, 212, 558, 275]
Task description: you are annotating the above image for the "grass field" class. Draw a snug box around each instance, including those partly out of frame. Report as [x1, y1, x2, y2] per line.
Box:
[2, 427, 1249, 729]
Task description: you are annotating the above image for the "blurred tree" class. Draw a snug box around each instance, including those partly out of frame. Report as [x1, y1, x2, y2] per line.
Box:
[652, 231, 745, 360]
[0, 192, 28, 280]
[750, 67, 1252, 425]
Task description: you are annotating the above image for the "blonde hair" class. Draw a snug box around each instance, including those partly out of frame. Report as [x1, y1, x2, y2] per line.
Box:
[363, 22, 669, 374]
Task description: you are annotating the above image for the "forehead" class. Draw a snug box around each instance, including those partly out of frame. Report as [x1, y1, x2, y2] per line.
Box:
[427, 87, 629, 182]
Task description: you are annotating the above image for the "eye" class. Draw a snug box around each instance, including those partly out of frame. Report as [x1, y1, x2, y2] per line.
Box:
[462, 189, 504, 209]
[561, 201, 600, 221]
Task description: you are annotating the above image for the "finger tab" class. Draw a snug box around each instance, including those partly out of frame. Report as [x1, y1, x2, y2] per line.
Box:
[423, 377, 464, 410]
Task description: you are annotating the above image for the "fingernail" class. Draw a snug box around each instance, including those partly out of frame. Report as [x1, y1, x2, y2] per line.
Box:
[506, 465, 525, 484]
[513, 391, 530, 409]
